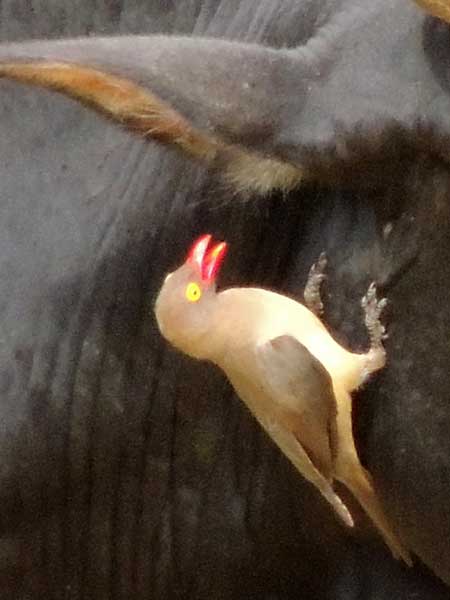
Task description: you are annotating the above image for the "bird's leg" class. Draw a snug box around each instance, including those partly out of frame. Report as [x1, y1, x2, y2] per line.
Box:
[304, 252, 327, 316]
[361, 282, 388, 378]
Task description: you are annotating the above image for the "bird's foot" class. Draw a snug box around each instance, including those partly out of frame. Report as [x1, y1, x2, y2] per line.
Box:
[362, 282, 388, 345]
[361, 282, 388, 376]
[304, 252, 327, 316]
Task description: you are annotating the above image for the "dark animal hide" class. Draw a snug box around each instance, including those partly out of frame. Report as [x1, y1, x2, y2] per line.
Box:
[0, 1, 449, 599]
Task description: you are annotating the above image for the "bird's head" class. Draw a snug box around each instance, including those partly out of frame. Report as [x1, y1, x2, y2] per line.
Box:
[154, 234, 228, 359]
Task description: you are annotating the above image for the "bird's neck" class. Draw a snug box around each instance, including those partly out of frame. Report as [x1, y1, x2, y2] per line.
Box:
[203, 288, 263, 367]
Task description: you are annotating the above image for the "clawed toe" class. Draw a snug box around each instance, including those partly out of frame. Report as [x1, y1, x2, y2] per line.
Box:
[315, 252, 327, 273]
[362, 282, 388, 345]
[304, 252, 327, 316]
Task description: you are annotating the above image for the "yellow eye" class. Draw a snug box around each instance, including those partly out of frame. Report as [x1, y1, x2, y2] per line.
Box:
[185, 282, 202, 302]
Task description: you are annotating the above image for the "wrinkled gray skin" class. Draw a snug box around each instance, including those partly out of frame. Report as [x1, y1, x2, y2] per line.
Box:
[1, 1, 450, 599]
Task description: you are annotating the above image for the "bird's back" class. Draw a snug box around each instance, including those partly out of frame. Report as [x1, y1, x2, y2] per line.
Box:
[217, 286, 365, 391]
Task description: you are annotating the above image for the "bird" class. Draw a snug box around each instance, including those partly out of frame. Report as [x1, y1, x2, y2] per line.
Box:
[154, 234, 411, 565]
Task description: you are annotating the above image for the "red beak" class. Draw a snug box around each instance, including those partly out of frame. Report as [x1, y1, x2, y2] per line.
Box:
[187, 234, 228, 283]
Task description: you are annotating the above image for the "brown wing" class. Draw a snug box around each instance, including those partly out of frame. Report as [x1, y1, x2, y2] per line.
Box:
[257, 335, 338, 479]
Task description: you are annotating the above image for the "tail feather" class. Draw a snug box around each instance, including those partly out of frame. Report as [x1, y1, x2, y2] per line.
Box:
[340, 465, 412, 565]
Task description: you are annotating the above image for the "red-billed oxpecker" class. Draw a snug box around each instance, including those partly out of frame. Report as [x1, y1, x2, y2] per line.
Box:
[155, 235, 411, 565]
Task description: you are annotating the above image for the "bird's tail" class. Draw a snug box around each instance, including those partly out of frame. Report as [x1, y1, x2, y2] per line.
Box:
[340, 463, 412, 565]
